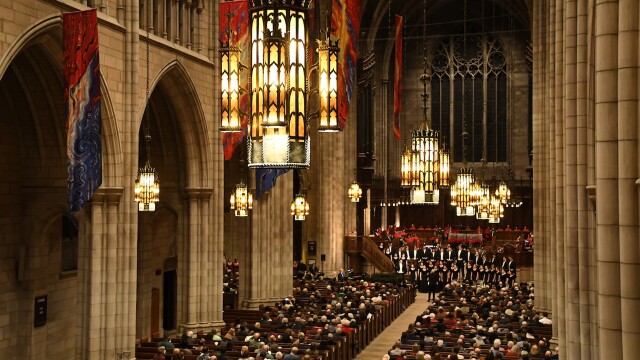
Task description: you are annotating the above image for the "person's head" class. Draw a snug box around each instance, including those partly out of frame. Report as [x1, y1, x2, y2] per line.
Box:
[291, 347, 299, 354]
[241, 345, 249, 354]
[157, 346, 166, 354]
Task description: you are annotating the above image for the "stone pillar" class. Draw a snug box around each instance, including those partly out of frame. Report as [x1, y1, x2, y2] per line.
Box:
[76, 187, 123, 360]
[617, 0, 640, 356]
[533, 0, 550, 313]
[594, 1, 622, 358]
[240, 172, 293, 309]
[563, 0, 580, 358]
[576, 0, 594, 358]
[378, 79, 389, 227]
[547, 0, 558, 336]
[316, 130, 347, 275]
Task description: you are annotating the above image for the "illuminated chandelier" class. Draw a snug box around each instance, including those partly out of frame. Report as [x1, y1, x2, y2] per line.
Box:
[488, 194, 504, 223]
[450, 0, 475, 216]
[451, 168, 475, 216]
[408, 7, 440, 205]
[439, 138, 450, 188]
[135, 2, 159, 212]
[496, 181, 511, 204]
[347, 180, 363, 202]
[220, 9, 244, 132]
[291, 193, 310, 221]
[230, 181, 253, 216]
[401, 146, 413, 188]
[475, 183, 491, 220]
[219, 0, 340, 169]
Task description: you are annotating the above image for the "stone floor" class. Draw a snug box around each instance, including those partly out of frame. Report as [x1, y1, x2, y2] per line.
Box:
[354, 292, 431, 360]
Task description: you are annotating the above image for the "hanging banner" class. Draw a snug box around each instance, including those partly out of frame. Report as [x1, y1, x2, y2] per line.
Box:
[64, 9, 102, 213]
[331, 0, 361, 130]
[220, 0, 250, 160]
[393, 15, 403, 140]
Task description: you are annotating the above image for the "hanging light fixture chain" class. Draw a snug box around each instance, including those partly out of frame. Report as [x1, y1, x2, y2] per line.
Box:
[144, 0, 152, 165]
[462, 0, 468, 164]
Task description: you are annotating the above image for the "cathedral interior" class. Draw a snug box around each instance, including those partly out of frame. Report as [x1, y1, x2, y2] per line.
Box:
[0, 0, 638, 359]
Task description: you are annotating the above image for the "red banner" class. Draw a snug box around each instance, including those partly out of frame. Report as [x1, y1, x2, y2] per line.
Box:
[220, 0, 250, 160]
[331, 0, 361, 130]
[393, 15, 403, 140]
[64, 9, 102, 213]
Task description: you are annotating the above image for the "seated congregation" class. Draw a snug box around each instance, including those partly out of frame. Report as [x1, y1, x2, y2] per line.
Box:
[136, 275, 416, 360]
[384, 282, 555, 360]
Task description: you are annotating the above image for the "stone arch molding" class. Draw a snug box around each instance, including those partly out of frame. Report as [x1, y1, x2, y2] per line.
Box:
[142, 59, 212, 188]
[0, 14, 124, 187]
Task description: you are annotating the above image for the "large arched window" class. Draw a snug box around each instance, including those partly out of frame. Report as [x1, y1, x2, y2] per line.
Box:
[430, 34, 507, 163]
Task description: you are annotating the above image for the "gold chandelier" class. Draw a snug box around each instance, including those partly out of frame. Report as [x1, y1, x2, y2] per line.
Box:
[220, 9, 244, 132]
[136, 1, 159, 212]
[475, 183, 490, 220]
[220, 0, 339, 169]
[439, 142, 450, 188]
[451, 168, 475, 216]
[135, 161, 160, 212]
[409, 128, 440, 204]
[230, 181, 253, 217]
[496, 181, 511, 204]
[488, 194, 504, 223]
[348, 180, 362, 202]
[401, 146, 413, 188]
[291, 193, 310, 221]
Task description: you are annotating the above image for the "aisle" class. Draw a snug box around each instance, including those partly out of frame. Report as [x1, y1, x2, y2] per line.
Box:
[354, 292, 431, 360]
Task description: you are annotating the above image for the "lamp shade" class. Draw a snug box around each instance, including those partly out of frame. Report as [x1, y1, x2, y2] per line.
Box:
[220, 36, 243, 132]
[348, 181, 362, 202]
[317, 37, 340, 132]
[452, 168, 475, 216]
[248, 0, 311, 168]
[230, 181, 253, 217]
[135, 161, 160, 212]
[291, 193, 310, 221]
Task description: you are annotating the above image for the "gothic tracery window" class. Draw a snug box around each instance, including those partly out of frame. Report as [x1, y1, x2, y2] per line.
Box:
[430, 34, 507, 163]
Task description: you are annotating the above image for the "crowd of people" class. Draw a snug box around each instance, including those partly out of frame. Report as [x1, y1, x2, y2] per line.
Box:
[384, 281, 556, 360]
[224, 258, 241, 294]
[377, 231, 518, 300]
[145, 275, 413, 360]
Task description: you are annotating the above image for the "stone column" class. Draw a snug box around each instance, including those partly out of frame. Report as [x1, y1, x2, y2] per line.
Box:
[594, 1, 622, 358]
[563, 0, 580, 358]
[617, 0, 640, 357]
[316, 130, 347, 275]
[576, 0, 594, 358]
[378, 79, 389, 227]
[76, 187, 123, 360]
[533, 0, 550, 313]
[182, 192, 200, 329]
[240, 172, 293, 309]
[547, 0, 558, 335]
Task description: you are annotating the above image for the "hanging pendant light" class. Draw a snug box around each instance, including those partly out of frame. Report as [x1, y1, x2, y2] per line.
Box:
[291, 193, 310, 221]
[347, 180, 363, 202]
[439, 139, 450, 188]
[452, 168, 475, 216]
[488, 194, 503, 223]
[475, 183, 490, 220]
[409, 128, 440, 205]
[230, 181, 253, 217]
[496, 181, 511, 204]
[401, 146, 413, 188]
[242, 0, 341, 169]
[317, 33, 340, 132]
[135, 0, 159, 212]
[220, 10, 244, 132]
[451, 0, 476, 216]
